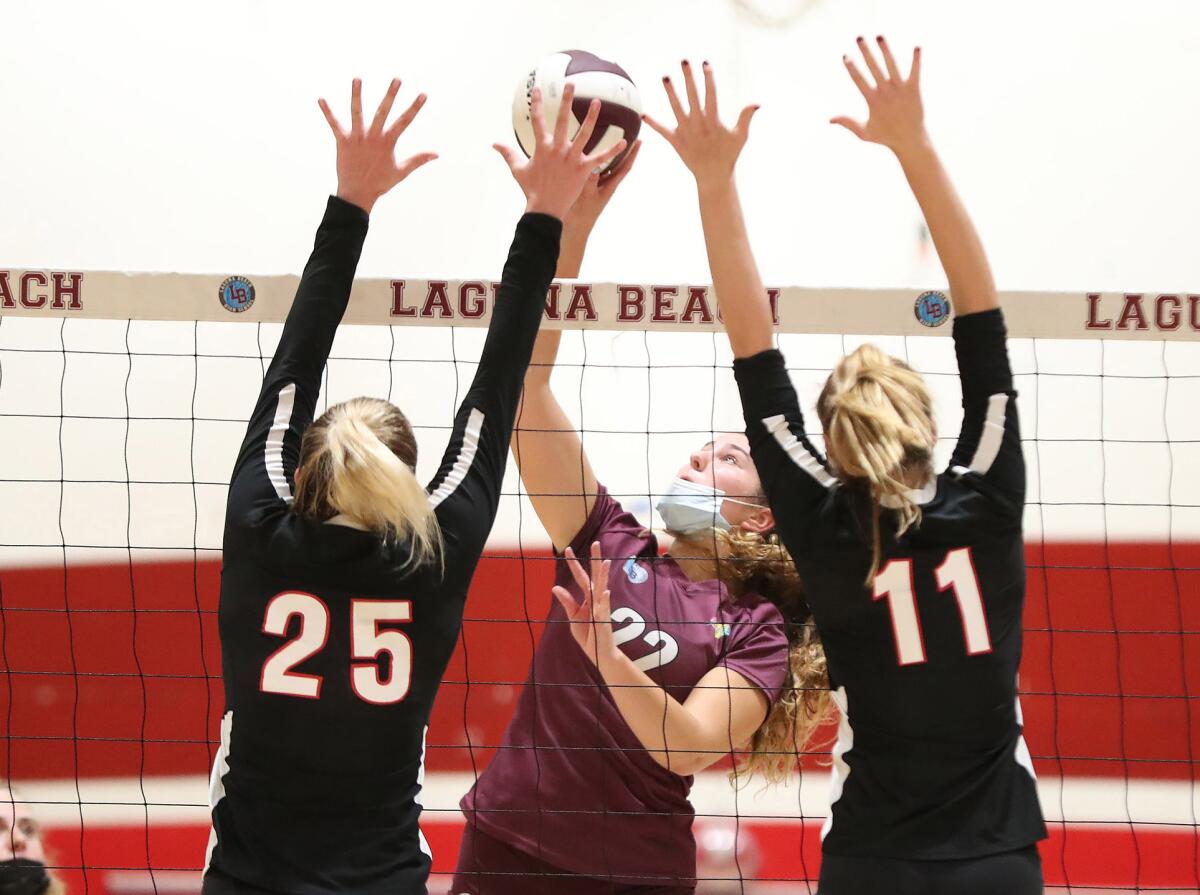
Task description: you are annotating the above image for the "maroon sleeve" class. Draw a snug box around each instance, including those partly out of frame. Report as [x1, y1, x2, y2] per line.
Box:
[718, 597, 790, 705]
[562, 485, 649, 559]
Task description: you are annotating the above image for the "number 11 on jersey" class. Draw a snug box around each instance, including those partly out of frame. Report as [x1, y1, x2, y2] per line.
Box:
[873, 547, 993, 666]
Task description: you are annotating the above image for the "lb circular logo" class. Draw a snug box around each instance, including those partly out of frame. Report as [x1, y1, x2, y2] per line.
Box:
[219, 276, 256, 313]
[914, 290, 951, 327]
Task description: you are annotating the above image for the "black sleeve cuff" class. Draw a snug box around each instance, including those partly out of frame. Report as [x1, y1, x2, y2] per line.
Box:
[734, 348, 795, 423]
[514, 211, 564, 245]
[953, 307, 1013, 396]
[324, 194, 372, 229]
[733, 347, 787, 380]
[952, 306, 1006, 339]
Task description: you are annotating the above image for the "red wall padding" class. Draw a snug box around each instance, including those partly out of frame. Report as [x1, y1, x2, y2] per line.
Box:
[3, 542, 1199, 781]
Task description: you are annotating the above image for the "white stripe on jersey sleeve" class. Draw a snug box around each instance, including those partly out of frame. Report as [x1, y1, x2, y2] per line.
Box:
[203, 710, 234, 872]
[428, 408, 485, 509]
[821, 686, 853, 842]
[1013, 691, 1038, 782]
[951, 393, 1009, 478]
[764, 414, 837, 489]
[265, 383, 298, 503]
[415, 725, 432, 861]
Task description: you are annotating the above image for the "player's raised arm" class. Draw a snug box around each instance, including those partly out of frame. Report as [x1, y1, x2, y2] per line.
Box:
[227, 78, 435, 525]
[511, 145, 639, 551]
[424, 86, 628, 548]
[644, 61, 772, 358]
[834, 38, 1020, 504]
[833, 36, 997, 316]
[647, 63, 834, 536]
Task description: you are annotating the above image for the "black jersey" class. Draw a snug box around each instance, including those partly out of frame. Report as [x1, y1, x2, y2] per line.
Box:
[204, 196, 561, 894]
[733, 309, 1046, 860]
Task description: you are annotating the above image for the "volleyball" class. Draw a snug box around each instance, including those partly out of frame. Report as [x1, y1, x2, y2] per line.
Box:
[512, 49, 641, 176]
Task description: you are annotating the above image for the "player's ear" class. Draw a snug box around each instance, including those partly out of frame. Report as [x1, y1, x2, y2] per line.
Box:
[742, 506, 774, 535]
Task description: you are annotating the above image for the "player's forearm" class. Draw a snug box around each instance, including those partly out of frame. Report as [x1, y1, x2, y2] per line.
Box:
[272, 196, 369, 378]
[697, 178, 775, 359]
[894, 138, 998, 317]
[511, 382, 598, 550]
[555, 220, 593, 279]
[597, 652, 720, 776]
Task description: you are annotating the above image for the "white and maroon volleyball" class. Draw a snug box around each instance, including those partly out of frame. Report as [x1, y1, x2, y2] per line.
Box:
[512, 49, 641, 176]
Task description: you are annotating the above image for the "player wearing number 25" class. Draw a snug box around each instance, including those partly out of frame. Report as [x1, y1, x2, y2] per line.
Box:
[651, 42, 1048, 895]
[201, 78, 625, 895]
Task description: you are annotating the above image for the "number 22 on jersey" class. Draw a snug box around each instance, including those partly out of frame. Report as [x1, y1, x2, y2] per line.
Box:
[873, 547, 992, 666]
[259, 592, 414, 704]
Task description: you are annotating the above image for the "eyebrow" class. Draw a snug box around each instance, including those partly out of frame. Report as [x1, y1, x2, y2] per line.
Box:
[702, 441, 750, 457]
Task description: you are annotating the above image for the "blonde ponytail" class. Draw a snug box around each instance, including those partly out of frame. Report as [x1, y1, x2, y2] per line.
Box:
[294, 397, 442, 572]
[817, 344, 936, 583]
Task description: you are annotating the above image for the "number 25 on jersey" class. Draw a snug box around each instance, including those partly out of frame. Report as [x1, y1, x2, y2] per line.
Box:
[873, 547, 993, 666]
[259, 592, 414, 705]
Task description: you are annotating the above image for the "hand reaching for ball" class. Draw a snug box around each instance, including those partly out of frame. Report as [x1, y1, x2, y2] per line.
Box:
[643, 61, 759, 187]
[318, 79, 438, 215]
[494, 83, 629, 222]
[831, 36, 928, 156]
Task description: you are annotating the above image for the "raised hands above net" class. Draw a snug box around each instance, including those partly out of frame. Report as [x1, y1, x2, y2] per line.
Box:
[494, 83, 629, 222]
[831, 36, 927, 155]
[318, 78, 438, 214]
[643, 60, 759, 185]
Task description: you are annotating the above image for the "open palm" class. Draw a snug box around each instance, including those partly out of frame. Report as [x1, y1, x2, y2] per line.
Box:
[831, 37, 926, 154]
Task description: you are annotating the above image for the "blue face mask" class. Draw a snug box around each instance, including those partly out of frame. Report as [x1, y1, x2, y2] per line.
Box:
[656, 477, 761, 534]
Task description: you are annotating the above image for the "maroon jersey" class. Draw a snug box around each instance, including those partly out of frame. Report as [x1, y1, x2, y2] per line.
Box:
[461, 487, 789, 885]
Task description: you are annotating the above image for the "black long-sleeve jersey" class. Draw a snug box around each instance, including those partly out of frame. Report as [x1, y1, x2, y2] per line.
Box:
[203, 197, 561, 894]
[734, 309, 1046, 860]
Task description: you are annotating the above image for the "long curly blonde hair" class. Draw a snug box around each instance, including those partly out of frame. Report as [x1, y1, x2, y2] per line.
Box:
[695, 527, 833, 785]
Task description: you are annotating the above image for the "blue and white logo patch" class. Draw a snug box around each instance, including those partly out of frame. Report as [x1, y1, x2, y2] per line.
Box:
[219, 276, 256, 313]
[624, 558, 648, 584]
[914, 290, 951, 327]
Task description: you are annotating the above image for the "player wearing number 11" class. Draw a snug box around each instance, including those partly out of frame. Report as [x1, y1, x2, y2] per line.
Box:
[202, 79, 625, 895]
[645, 41, 1047, 894]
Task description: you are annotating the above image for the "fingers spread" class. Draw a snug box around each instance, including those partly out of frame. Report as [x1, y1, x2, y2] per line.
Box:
[554, 82, 577, 146]
[876, 36, 902, 82]
[552, 585, 580, 617]
[843, 55, 872, 99]
[396, 152, 438, 181]
[701, 61, 719, 120]
[856, 36, 886, 86]
[586, 137, 627, 169]
[492, 143, 522, 171]
[564, 545, 593, 593]
[602, 139, 640, 186]
[317, 98, 343, 138]
[371, 78, 402, 134]
[640, 113, 674, 143]
[681, 60, 702, 116]
[385, 93, 427, 143]
[830, 116, 868, 141]
[909, 46, 922, 85]
[734, 104, 759, 140]
[530, 86, 548, 144]
[572, 99, 602, 154]
[350, 78, 364, 134]
[662, 76, 686, 124]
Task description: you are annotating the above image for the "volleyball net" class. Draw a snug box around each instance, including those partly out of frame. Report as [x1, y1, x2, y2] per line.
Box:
[1, 270, 1198, 893]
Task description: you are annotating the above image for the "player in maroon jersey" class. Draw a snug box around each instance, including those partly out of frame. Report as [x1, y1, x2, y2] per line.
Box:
[452, 150, 830, 894]
[644, 43, 1045, 895]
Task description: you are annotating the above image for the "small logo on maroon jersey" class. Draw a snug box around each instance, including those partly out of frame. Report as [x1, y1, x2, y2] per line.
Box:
[915, 290, 951, 327]
[710, 617, 731, 640]
[623, 558, 648, 584]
